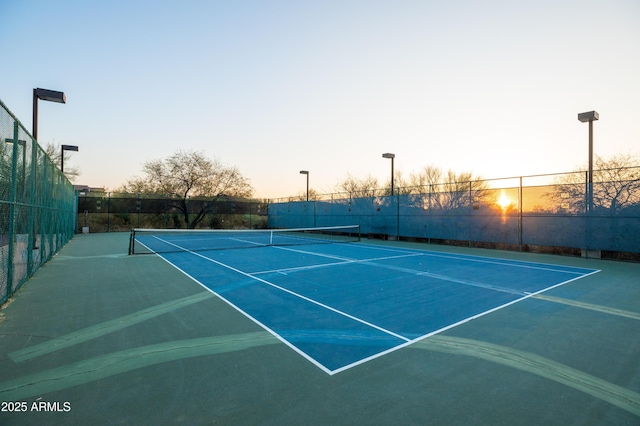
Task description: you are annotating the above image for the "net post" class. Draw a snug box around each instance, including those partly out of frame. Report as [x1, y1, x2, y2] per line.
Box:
[357, 225, 361, 242]
[128, 228, 135, 255]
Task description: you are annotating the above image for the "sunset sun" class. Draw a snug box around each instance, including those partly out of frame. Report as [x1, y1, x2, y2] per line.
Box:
[497, 192, 512, 210]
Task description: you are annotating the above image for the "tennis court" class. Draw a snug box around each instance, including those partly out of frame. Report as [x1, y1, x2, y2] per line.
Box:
[1, 231, 639, 425]
[132, 227, 599, 374]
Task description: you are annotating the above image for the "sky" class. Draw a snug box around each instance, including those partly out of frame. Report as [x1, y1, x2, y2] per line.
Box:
[1, 0, 639, 199]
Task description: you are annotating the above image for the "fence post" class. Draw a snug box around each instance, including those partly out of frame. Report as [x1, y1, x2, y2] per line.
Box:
[5, 122, 20, 299]
[39, 153, 48, 263]
[469, 181, 473, 247]
[27, 138, 37, 271]
[583, 171, 600, 258]
[428, 185, 432, 244]
[518, 176, 523, 251]
[396, 189, 400, 240]
[107, 192, 111, 232]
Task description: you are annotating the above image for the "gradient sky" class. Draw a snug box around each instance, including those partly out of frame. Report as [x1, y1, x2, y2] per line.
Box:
[1, 0, 639, 198]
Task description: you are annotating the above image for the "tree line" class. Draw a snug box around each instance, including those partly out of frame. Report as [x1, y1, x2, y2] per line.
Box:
[95, 149, 639, 229]
[287, 154, 640, 215]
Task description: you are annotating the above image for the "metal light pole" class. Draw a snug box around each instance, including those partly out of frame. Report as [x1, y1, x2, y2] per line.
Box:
[61, 144, 79, 173]
[578, 111, 599, 213]
[299, 170, 309, 201]
[382, 153, 395, 195]
[33, 88, 66, 141]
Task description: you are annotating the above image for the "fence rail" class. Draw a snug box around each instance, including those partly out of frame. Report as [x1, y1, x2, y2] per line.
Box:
[268, 170, 640, 258]
[80, 168, 640, 259]
[77, 192, 269, 232]
[1, 98, 76, 305]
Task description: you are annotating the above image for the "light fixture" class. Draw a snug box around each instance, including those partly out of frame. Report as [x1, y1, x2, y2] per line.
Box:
[299, 170, 309, 201]
[33, 87, 66, 141]
[382, 153, 395, 195]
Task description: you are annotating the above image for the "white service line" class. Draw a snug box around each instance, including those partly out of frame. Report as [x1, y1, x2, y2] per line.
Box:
[154, 237, 411, 343]
[252, 246, 422, 275]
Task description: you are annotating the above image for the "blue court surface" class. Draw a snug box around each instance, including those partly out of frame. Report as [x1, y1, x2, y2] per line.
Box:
[138, 237, 599, 375]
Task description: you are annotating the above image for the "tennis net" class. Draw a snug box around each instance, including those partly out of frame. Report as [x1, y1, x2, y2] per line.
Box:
[128, 225, 361, 255]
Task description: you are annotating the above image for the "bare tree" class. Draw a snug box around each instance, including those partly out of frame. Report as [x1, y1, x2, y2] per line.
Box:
[330, 166, 490, 209]
[400, 166, 490, 209]
[548, 153, 640, 214]
[45, 142, 81, 182]
[289, 188, 319, 202]
[119, 150, 254, 228]
[592, 154, 640, 213]
[336, 174, 380, 198]
[405, 166, 442, 191]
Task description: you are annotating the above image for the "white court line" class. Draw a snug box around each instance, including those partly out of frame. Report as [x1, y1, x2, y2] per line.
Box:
[143, 235, 600, 375]
[252, 250, 423, 275]
[349, 242, 598, 275]
[329, 268, 602, 374]
[266, 245, 587, 297]
[139, 244, 333, 374]
[149, 236, 411, 345]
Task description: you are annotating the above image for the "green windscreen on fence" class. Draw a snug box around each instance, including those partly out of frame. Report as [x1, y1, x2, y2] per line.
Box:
[77, 193, 269, 232]
[0, 98, 76, 305]
[268, 172, 640, 257]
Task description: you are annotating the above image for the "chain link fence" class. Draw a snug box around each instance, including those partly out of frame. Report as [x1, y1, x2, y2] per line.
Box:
[1, 99, 77, 305]
[268, 170, 640, 260]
